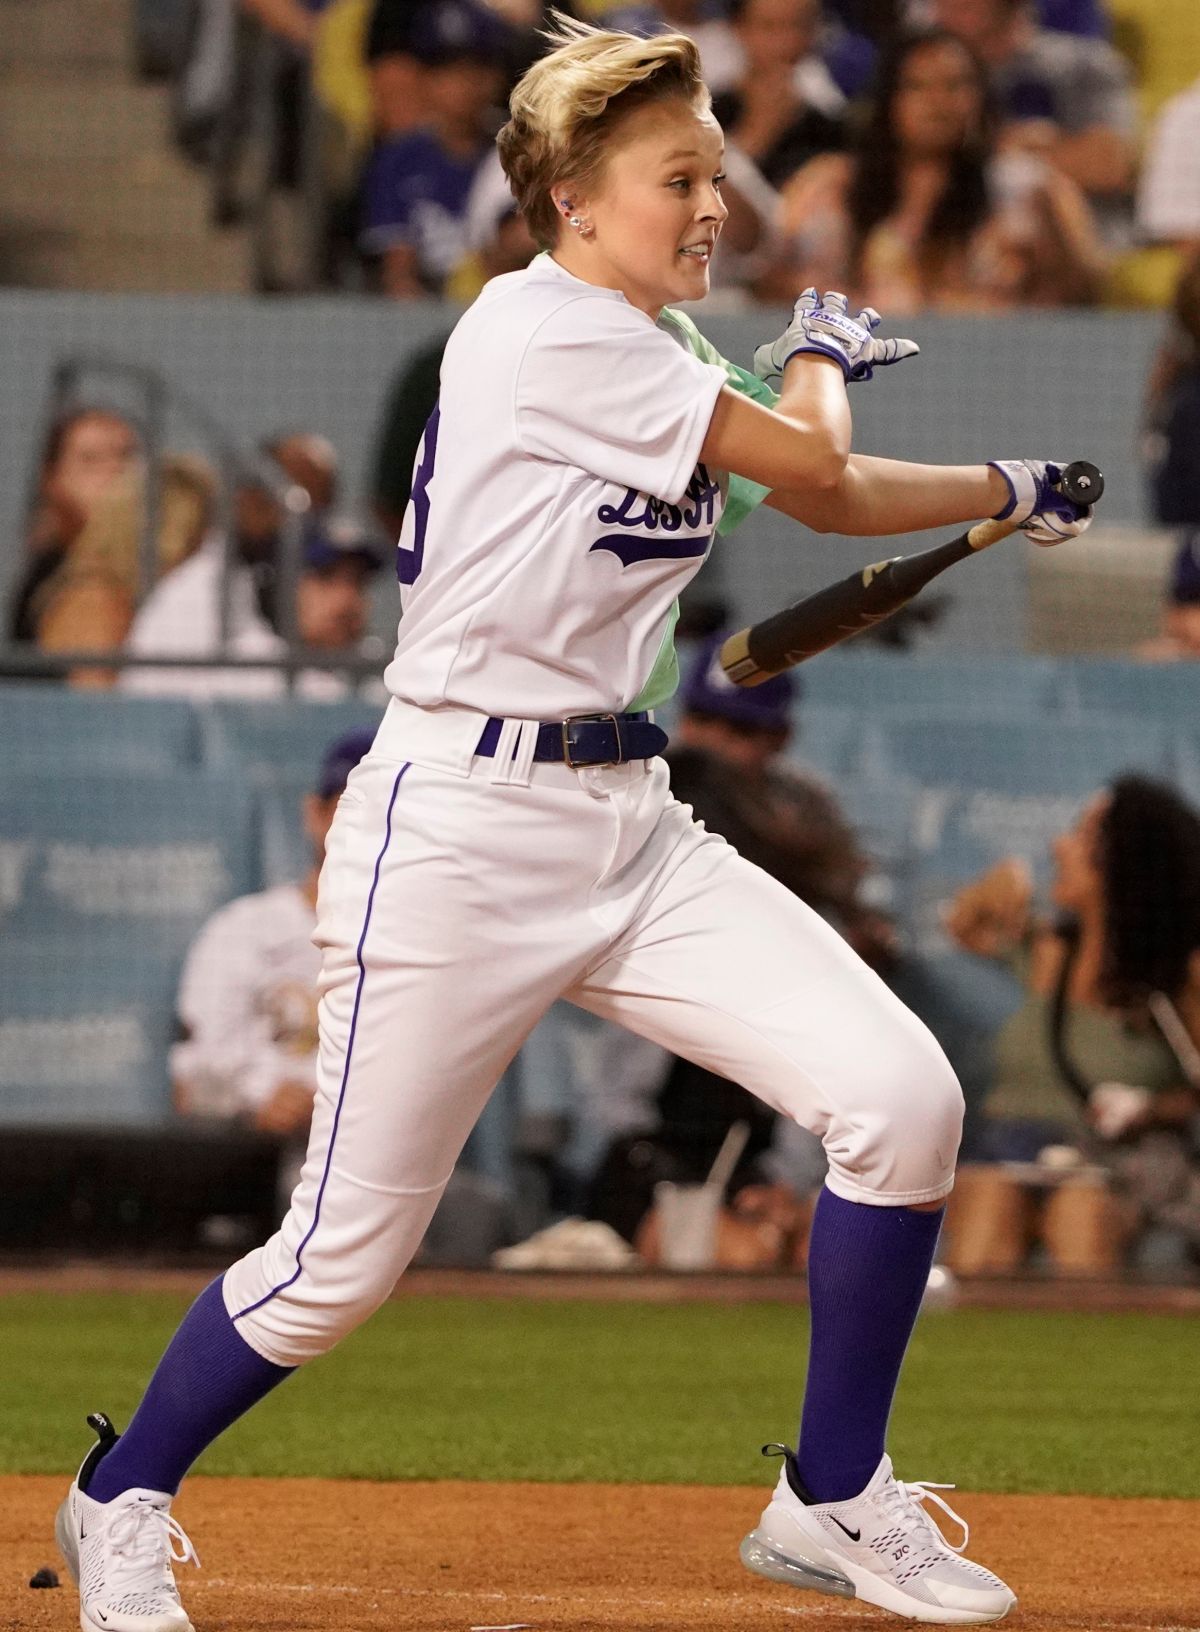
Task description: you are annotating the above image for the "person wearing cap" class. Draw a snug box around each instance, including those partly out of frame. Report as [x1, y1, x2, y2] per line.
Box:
[119, 508, 386, 700]
[360, 0, 512, 296]
[172, 730, 379, 1138]
[670, 630, 893, 958]
[172, 729, 518, 1260]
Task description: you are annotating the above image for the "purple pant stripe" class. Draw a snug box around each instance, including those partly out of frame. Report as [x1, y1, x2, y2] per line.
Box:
[232, 762, 411, 1323]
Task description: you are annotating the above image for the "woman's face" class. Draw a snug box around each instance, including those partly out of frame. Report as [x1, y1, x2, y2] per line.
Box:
[1051, 794, 1109, 914]
[559, 96, 729, 318]
[737, 0, 819, 73]
[46, 411, 140, 521]
[891, 39, 983, 159]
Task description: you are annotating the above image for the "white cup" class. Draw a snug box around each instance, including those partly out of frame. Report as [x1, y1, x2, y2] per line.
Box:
[654, 1180, 722, 1270]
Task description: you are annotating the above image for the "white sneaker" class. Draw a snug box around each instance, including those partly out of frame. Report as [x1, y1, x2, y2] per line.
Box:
[740, 1446, 1016, 1625]
[55, 1414, 199, 1632]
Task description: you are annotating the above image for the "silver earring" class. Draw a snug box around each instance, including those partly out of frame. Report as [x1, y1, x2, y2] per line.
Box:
[569, 214, 582, 229]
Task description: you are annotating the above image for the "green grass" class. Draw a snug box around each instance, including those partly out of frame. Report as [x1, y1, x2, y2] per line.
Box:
[2, 1293, 1197, 1498]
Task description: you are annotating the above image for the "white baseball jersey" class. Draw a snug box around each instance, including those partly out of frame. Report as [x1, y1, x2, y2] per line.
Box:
[172, 883, 320, 1119]
[384, 254, 732, 720]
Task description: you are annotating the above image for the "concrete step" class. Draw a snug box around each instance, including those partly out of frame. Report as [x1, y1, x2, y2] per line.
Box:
[0, 149, 236, 241]
[0, 70, 176, 163]
[0, 225, 250, 292]
[0, 0, 131, 73]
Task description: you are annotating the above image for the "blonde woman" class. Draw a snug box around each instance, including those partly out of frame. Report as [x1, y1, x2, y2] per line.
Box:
[55, 19, 1091, 1629]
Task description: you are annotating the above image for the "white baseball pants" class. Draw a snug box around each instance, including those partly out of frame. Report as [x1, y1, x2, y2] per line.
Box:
[224, 700, 962, 1366]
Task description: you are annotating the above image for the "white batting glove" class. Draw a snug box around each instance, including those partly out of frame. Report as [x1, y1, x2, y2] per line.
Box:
[753, 288, 920, 387]
[988, 459, 1094, 546]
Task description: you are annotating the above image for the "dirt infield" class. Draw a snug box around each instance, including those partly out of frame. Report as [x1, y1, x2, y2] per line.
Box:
[5, 1476, 1199, 1632]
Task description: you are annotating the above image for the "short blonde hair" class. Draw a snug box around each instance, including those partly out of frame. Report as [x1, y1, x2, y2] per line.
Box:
[497, 15, 708, 249]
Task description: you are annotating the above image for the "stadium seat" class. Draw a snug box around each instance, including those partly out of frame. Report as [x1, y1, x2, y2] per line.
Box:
[0, 769, 259, 945]
[795, 654, 1065, 717]
[866, 711, 1173, 798]
[0, 928, 180, 1124]
[0, 685, 202, 775]
[204, 697, 385, 781]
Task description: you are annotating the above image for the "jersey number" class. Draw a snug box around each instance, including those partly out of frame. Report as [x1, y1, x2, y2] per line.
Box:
[396, 403, 440, 587]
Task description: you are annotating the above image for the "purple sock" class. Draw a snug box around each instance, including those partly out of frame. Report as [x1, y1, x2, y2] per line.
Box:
[795, 1187, 943, 1504]
[85, 1277, 292, 1501]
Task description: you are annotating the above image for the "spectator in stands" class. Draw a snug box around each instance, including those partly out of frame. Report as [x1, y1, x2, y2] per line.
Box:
[670, 632, 896, 966]
[930, 0, 1137, 207]
[1135, 74, 1200, 254]
[119, 514, 384, 699]
[943, 775, 1200, 1275]
[762, 26, 1105, 309]
[366, 0, 433, 138]
[171, 732, 372, 1137]
[360, 0, 511, 296]
[365, 0, 578, 144]
[6, 407, 142, 651]
[173, 730, 514, 1259]
[710, 0, 848, 190]
[19, 452, 217, 690]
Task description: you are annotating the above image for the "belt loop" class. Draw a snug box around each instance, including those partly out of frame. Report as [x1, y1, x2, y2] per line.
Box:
[510, 718, 539, 786]
[488, 718, 538, 787]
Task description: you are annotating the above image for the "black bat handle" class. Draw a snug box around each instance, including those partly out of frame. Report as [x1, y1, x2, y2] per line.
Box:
[1057, 460, 1104, 508]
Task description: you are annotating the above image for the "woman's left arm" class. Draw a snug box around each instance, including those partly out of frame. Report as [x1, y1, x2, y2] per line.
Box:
[766, 454, 1012, 535]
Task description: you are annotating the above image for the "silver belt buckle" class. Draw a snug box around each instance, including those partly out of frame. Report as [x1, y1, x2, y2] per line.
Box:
[562, 712, 622, 769]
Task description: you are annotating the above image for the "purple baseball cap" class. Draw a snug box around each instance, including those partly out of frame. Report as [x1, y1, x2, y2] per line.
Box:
[303, 515, 385, 575]
[682, 631, 798, 732]
[409, 0, 509, 66]
[316, 729, 376, 799]
[1170, 531, 1200, 605]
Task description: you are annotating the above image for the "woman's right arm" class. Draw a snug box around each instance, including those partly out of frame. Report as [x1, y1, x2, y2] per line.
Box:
[700, 357, 852, 492]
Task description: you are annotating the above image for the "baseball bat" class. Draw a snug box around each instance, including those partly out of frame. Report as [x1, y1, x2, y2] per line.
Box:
[720, 461, 1104, 685]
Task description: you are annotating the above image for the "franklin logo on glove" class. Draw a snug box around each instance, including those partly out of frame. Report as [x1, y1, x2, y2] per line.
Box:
[754, 289, 920, 388]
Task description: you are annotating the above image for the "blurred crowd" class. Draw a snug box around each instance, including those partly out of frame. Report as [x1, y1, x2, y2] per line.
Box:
[1, 406, 390, 694]
[156, 0, 1200, 309]
[9, 247, 1200, 680]
[160, 649, 1200, 1278]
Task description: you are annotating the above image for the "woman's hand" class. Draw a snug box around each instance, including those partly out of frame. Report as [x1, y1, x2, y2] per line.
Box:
[944, 858, 1034, 957]
[754, 288, 919, 387]
[988, 459, 1095, 545]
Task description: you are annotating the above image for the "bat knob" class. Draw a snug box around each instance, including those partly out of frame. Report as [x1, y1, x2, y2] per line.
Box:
[1056, 460, 1104, 508]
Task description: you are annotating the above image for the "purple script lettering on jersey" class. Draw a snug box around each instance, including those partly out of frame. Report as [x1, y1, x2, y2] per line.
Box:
[590, 463, 719, 566]
[396, 403, 441, 586]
